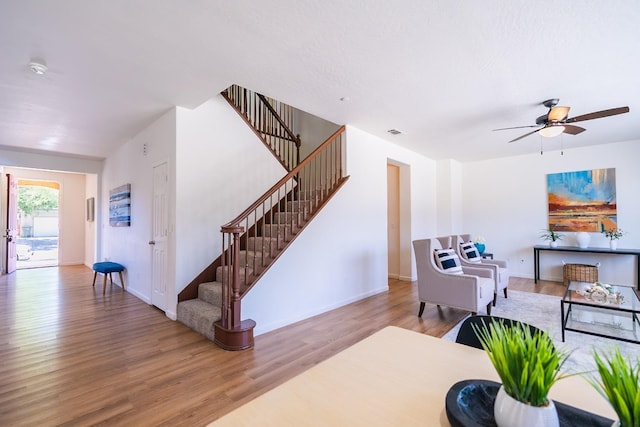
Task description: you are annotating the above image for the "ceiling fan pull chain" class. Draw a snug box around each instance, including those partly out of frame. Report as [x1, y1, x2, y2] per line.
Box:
[561, 134, 564, 155]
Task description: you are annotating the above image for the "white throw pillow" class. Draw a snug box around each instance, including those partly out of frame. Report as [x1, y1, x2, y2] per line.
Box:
[460, 241, 482, 263]
[434, 249, 464, 274]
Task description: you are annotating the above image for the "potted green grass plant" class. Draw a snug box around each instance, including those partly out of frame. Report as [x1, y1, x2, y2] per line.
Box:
[474, 320, 569, 427]
[591, 347, 639, 427]
[540, 229, 563, 248]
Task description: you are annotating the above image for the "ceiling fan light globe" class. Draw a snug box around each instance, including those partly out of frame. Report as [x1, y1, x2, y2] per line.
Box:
[539, 125, 565, 138]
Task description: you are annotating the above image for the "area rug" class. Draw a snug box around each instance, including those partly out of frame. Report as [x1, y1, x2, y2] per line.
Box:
[441, 290, 640, 374]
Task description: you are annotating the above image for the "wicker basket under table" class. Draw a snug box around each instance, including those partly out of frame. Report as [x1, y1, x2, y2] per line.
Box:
[563, 263, 598, 287]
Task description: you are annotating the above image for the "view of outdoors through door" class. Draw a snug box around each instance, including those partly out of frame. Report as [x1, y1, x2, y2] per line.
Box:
[16, 180, 59, 269]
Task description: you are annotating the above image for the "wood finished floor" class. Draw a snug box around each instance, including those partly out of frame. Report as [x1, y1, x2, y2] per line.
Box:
[0, 266, 565, 426]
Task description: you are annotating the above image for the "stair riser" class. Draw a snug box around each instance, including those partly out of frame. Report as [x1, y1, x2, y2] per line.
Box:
[246, 237, 281, 255]
[285, 201, 313, 212]
[215, 266, 254, 287]
[271, 212, 305, 225]
[238, 250, 271, 266]
[198, 282, 223, 306]
[176, 300, 221, 341]
[296, 189, 328, 200]
[260, 224, 294, 239]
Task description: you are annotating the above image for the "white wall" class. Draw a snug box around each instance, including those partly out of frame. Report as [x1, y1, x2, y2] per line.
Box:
[436, 159, 463, 236]
[101, 108, 176, 308]
[242, 125, 438, 335]
[85, 173, 98, 266]
[460, 140, 640, 285]
[175, 95, 287, 299]
[296, 109, 341, 158]
[3, 167, 87, 265]
[0, 149, 103, 175]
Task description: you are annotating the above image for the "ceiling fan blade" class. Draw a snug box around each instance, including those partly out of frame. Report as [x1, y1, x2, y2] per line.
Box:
[562, 124, 586, 135]
[508, 128, 541, 143]
[566, 106, 630, 123]
[493, 124, 540, 131]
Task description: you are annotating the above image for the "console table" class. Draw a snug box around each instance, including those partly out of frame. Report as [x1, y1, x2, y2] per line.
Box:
[533, 245, 640, 289]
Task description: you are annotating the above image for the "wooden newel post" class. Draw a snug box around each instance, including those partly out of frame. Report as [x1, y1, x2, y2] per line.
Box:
[230, 229, 241, 328]
[215, 225, 256, 351]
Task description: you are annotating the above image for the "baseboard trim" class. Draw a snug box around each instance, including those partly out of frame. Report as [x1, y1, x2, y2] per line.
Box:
[126, 287, 151, 304]
[253, 286, 389, 336]
[389, 274, 414, 281]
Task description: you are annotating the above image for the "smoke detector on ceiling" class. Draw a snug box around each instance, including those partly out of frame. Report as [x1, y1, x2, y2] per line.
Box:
[29, 59, 48, 75]
[387, 129, 403, 136]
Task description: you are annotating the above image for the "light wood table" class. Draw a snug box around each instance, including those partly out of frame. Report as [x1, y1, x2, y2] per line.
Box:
[209, 326, 615, 426]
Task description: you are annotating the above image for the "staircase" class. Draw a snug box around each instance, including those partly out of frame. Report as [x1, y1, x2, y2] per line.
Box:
[221, 84, 301, 171]
[177, 86, 348, 350]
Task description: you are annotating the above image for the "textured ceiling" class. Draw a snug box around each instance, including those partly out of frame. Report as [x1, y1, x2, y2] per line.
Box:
[1, 0, 639, 162]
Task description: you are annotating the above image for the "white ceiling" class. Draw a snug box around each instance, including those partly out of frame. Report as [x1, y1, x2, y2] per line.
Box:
[1, 1, 639, 162]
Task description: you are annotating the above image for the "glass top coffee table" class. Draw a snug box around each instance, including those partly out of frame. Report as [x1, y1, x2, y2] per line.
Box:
[561, 282, 640, 344]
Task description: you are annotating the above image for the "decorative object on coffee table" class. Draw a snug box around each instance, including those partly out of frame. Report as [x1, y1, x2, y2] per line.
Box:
[602, 228, 626, 251]
[561, 281, 640, 344]
[474, 319, 569, 427]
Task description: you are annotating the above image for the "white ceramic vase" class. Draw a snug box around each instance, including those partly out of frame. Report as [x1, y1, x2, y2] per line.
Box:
[576, 232, 590, 249]
[610, 240, 618, 250]
[550, 240, 558, 248]
[494, 386, 559, 427]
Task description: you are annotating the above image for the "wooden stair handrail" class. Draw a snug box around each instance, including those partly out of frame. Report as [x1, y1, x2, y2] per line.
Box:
[222, 125, 346, 232]
[257, 93, 301, 148]
[222, 85, 301, 171]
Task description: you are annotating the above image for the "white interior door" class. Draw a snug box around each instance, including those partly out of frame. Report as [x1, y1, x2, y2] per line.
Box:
[151, 162, 169, 311]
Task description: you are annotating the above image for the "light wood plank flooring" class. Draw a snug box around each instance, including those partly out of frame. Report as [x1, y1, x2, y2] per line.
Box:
[0, 266, 565, 426]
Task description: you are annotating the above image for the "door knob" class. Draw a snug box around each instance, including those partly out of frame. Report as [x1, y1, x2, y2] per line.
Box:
[148, 240, 155, 245]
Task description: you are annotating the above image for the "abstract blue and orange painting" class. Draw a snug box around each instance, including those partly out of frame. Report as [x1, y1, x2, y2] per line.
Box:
[547, 168, 616, 232]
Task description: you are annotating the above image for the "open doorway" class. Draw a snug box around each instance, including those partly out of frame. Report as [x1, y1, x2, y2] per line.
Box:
[387, 160, 412, 281]
[16, 180, 59, 269]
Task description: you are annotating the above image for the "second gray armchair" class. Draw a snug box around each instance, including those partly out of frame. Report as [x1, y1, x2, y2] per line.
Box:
[453, 234, 509, 306]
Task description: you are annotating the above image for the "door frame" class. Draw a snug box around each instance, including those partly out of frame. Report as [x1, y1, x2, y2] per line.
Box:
[387, 159, 412, 281]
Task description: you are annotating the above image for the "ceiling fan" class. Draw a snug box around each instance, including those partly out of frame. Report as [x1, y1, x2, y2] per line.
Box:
[494, 99, 630, 143]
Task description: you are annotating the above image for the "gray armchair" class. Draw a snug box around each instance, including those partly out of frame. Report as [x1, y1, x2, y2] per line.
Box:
[453, 234, 509, 306]
[412, 238, 495, 317]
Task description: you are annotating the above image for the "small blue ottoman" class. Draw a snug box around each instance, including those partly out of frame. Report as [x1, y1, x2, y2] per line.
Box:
[92, 262, 126, 295]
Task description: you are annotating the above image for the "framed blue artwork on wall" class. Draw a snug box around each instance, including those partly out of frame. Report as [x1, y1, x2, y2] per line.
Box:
[547, 168, 616, 232]
[109, 184, 131, 227]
